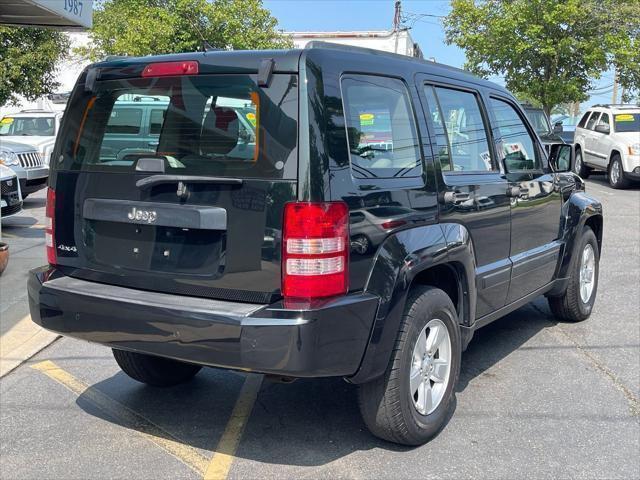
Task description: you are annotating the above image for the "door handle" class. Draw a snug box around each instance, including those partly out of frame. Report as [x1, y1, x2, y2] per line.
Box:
[444, 191, 471, 205]
[148, 141, 159, 147]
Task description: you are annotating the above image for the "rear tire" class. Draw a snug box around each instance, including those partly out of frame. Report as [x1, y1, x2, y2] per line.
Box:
[358, 286, 461, 445]
[112, 349, 202, 387]
[548, 227, 599, 322]
[608, 154, 629, 189]
[573, 148, 590, 178]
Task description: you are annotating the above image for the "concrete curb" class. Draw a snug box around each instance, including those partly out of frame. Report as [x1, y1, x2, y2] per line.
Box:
[0, 315, 59, 378]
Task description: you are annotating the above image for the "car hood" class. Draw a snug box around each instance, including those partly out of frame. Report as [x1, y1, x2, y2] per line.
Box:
[616, 132, 640, 144]
[538, 132, 565, 145]
[0, 136, 54, 150]
[0, 164, 18, 180]
[0, 139, 38, 153]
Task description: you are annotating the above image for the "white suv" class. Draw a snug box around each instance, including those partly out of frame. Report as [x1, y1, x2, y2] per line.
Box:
[573, 104, 640, 188]
[0, 110, 63, 166]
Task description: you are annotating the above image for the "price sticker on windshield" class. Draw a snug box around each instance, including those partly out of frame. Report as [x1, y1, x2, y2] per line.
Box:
[615, 114, 635, 122]
[0, 118, 14, 125]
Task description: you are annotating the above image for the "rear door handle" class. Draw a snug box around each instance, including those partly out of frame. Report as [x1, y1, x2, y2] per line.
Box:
[148, 141, 159, 147]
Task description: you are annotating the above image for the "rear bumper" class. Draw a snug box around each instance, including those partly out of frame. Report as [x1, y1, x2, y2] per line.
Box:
[28, 267, 379, 378]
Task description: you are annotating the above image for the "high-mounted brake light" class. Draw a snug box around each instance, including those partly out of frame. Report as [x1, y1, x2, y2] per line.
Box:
[45, 187, 56, 265]
[282, 202, 349, 300]
[142, 61, 199, 77]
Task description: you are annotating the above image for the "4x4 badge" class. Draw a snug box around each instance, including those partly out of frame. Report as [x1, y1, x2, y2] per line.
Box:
[127, 207, 157, 223]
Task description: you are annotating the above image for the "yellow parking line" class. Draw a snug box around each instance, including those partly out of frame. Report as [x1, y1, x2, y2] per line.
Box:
[31, 360, 209, 475]
[204, 374, 263, 480]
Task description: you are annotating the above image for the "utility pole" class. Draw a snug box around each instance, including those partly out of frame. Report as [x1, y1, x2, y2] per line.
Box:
[393, 1, 401, 54]
[393, 1, 401, 31]
[612, 67, 619, 104]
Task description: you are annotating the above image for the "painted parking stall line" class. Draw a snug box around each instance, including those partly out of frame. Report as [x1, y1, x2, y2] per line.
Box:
[31, 360, 210, 475]
[204, 374, 264, 480]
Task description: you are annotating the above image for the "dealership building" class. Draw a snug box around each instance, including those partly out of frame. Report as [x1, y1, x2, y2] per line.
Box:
[0, 0, 92, 29]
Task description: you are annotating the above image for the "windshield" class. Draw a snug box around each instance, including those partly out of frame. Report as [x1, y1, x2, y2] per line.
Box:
[524, 109, 551, 134]
[56, 73, 298, 179]
[0, 116, 55, 136]
[613, 113, 640, 133]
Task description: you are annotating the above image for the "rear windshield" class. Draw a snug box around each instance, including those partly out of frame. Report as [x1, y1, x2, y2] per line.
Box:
[613, 113, 640, 133]
[55, 74, 298, 179]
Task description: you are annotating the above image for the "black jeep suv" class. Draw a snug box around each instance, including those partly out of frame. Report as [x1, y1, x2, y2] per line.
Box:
[28, 43, 602, 445]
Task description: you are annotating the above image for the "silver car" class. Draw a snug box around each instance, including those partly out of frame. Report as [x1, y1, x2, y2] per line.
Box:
[0, 140, 49, 198]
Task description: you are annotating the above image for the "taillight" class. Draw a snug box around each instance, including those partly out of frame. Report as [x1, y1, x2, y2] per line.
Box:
[282, 202, 349, 300]
[381, 220, 406, 229]
[45, 187, 56, 265]
[142, 61, 199, 77]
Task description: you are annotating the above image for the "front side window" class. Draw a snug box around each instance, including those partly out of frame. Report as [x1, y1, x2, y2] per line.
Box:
[586, 112, 600, 130]
[490, 98, 542, 172]
[426, 86, 494, 172]
[342, 75, 422, 178]
[524, 109, 551, 135]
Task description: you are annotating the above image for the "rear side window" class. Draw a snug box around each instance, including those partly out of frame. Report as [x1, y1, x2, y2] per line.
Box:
[490, 98, 542, 172]
[577, 111, 591, 128]
[424, 86, 494, 172]
[586, 112, 600, 130]
[57, 74, 298, 179]
[342, 75, 422, 178]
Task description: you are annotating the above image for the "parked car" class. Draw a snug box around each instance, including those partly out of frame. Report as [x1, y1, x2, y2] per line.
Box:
[521, 104, 565, 151]
[95, 95, 257, 162]
[573, 104, 640, 188]
[551, 114, 580, 144]
[0, 110, 63, 166]
[0, 164, 22, 217]
[28, 44, 602, 446]
[0, 140, 49, 198]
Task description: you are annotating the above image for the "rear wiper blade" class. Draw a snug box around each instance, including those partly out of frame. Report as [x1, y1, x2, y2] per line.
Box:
[136, 175, 244, 190]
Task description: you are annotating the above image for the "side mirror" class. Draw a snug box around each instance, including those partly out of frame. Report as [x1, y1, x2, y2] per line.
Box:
[553, 121, 563, 134]
[595, 124, 610, 134]
[548, 143, 572, 173]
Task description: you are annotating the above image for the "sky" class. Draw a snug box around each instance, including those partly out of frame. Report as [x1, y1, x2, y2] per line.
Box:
[264, 0, 619, 116]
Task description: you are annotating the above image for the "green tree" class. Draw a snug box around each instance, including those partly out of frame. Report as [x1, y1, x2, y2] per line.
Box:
[444, 0, 640, 115]
[0, 27, 67, 107]
[80, 0, 291, 60]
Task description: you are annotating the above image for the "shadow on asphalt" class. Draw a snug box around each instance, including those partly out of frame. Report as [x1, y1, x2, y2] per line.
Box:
[71, 299, 563, 465]
[23, 197, 46, 210]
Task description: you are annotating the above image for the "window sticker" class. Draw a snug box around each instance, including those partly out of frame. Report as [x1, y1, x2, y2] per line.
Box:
[359, 113, 375, 126]
[615, 114, 635, 122]
[245, 112, 256, 126]
[0, 118, 14, 125]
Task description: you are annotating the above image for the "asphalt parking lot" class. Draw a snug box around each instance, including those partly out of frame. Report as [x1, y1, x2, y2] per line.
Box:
[1, 177, 639, 480]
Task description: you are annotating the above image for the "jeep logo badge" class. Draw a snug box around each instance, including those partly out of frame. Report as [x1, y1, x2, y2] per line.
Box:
[127, 207, 157, 223]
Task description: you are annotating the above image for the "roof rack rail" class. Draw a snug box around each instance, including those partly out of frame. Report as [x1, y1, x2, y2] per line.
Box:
[592, 103, 640, 108]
